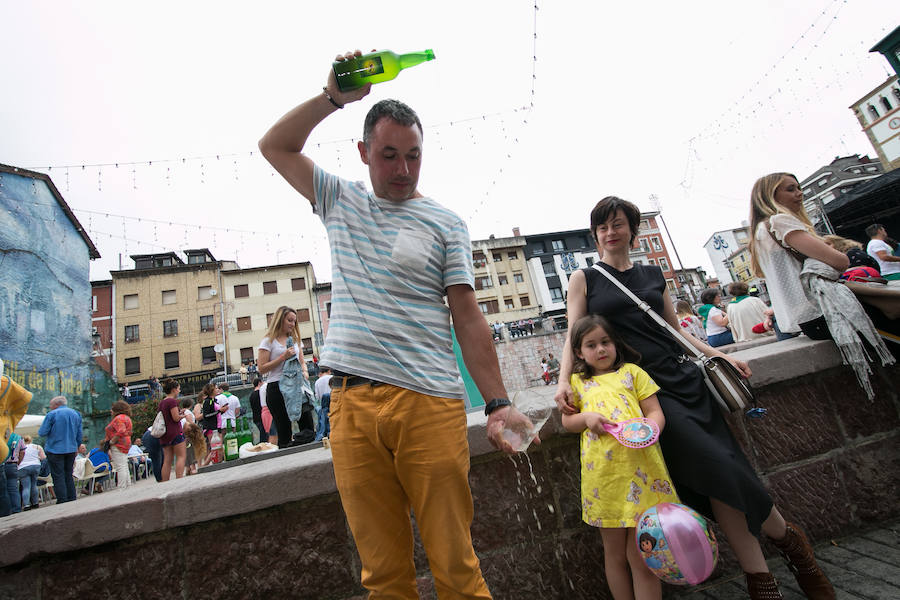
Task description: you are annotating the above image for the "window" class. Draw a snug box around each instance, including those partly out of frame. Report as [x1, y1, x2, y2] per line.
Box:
[639, 239, 650, 253]
[124, 357, 140, 375]
[868, 104, 879, 120]
[201, 346, 217, 365]
[649, 258, 656, 265]
[263, 281, 278, 294]
[478, 300, 500, 314]
[266, 313, 274, 326]
[498, 275, 508, 285]
[492, 252, 502, 263]
[162, 290, 176, 305]
[291, 277, 306, 291]
[234, 284, 249, 298]
[650, 237, 661, 252]
[549, 287, 564, 302]
[163, 320, 178, 337]
[237, 316, 252, 332]
[123, 294, 139, 310]
[542, 262, 555, 275]
[551, 240, 565, 251]
[197, 286, 213, 301]
[473, 252, 486, 268]
[513, 273, 524, 283]
[585, 257, 594, 266]
[301, 338, 313, 353]
[639, 219, 649, 231]
[666, 279, 677, 293]
[124, 325, 139, 343]
[507, 251, 518, 260]
[91, 295, 98, 313]
[893, 88, 900, 102]
[659, 257, 670, 272]
[240, 347, 254, 362]
[297, 308, 311, 322]
[474, 275, 493, 290]
[164, 351, 179, 369]
[188, 254, 207, 264]
[200, 315, 215, 332]
[504, 297, 515, 309]
[326, 302, 331, 318]
[519, 295, 530, 307]
[881, 96, 893, 112]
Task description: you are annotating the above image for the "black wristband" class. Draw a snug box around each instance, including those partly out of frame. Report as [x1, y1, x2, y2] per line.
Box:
[322, 87, 344, 109]
[484, 398, 511, 416]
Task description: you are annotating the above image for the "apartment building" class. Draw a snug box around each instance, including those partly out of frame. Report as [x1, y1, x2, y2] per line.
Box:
[800, 154, 884, 232]
[90, 280, 114, 375]
[470, 234, 539, 323]
[704, 226, 751, 286]
[111, 249, 236, 392]
[222, 262, 319, 369]
[312, 281, 332, 350]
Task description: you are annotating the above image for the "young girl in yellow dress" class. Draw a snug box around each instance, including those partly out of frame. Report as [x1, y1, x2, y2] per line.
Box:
[562, 314, 679, 600]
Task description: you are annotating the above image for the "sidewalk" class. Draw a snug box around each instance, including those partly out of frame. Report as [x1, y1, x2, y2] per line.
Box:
[674, 520, 900, 599]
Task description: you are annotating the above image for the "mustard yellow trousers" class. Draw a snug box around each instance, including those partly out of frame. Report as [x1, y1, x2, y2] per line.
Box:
[329, 381, 491, 599]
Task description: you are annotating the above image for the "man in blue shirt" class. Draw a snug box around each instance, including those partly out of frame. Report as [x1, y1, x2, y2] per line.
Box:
[38, 396, 83, 503]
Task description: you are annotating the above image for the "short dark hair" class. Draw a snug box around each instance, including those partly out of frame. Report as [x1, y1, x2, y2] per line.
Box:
[363, 99, 423, 146]
[700, 288, 720, 305]
[589, 196, 641, 245]
[865, 223, 884, 238]
[729, 281, 749, 296]
[253, 378, 262, 386]
[569, 314, 641, 378]
[220, 383, 229, 391]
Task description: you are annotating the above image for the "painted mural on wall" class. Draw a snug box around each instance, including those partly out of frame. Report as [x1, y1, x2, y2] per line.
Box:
[0, 166, 118, 442]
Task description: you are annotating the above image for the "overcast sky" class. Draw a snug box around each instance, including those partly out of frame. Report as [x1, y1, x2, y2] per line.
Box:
[2, 1, 898, 282]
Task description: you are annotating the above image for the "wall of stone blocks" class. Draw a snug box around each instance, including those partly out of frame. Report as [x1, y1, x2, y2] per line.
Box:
[1, 342, 897, 599]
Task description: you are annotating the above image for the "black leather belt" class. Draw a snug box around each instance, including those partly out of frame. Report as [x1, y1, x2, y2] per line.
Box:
[330, 370, 383, 388]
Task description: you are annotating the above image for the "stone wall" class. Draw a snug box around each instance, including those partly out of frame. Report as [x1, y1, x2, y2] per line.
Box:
[1, 338, 898, 600]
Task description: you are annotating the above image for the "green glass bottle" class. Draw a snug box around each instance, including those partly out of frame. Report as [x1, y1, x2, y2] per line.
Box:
[333, 49, 435, 92]
[224, 421, 239, 461]
[239, 417, 252, 447]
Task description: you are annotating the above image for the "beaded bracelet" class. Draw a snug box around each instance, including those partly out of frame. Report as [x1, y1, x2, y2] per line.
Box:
[322, 87, 344, 109]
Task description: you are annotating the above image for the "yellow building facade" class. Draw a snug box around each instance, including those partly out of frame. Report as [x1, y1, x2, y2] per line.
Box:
[112, 250, 234, 388]
[222, 262, 319, 369]
[471, 236, 541, 324]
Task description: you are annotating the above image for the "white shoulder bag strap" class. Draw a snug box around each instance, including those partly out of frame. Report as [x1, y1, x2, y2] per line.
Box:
[590, 264, 704, 361]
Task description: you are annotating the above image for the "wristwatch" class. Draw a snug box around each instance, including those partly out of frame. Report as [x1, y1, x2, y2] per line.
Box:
[484, 398, 511, 416]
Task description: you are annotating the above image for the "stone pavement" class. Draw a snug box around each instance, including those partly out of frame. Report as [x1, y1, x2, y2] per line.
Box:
[673, 521, 900, 599]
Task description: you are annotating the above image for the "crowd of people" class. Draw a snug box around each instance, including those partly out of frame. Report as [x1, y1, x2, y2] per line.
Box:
[5, 47, 897, 600]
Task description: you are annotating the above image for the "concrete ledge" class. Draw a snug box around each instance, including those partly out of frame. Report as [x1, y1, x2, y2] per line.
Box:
[0, 336, 876, 570]
[737, 337, 843, 388]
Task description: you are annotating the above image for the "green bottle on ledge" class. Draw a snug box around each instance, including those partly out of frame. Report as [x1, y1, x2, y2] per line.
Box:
[333, 49, 436, 92]
[224, 422, 239, 461]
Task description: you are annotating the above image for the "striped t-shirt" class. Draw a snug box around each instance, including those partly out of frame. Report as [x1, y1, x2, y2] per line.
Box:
[313, 166, 474, 399]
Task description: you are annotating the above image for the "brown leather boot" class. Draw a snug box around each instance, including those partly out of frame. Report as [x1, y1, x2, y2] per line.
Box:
[771, 522, 835, 599]
[745, 572, 784, 600]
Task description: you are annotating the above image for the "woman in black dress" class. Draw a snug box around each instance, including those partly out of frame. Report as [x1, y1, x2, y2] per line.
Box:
[554, 197, 833, 600]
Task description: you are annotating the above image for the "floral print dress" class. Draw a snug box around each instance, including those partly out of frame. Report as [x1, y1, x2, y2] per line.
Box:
[570, 363, 679, 528]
